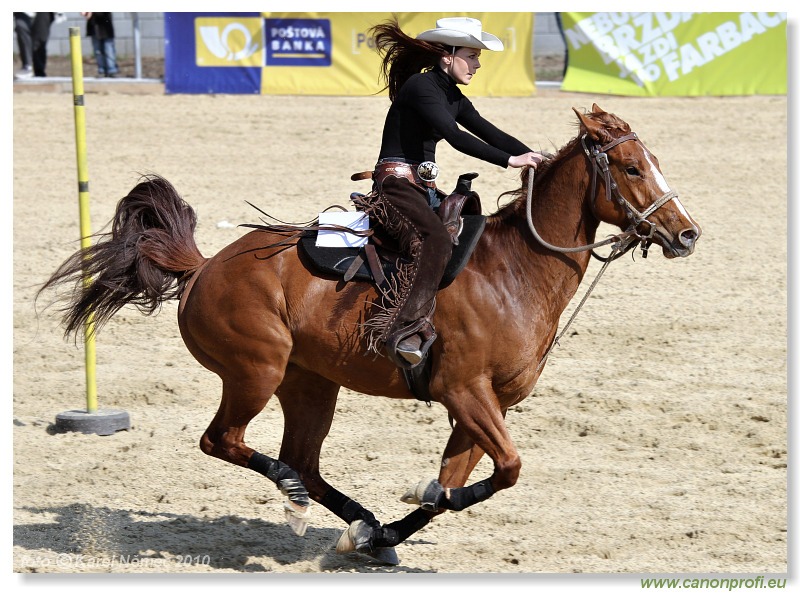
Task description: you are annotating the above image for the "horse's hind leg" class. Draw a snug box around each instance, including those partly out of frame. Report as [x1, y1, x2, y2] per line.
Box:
[274, 365, 341, 506]
[276, 365, 401, 564]
[199, 373, 312, 534]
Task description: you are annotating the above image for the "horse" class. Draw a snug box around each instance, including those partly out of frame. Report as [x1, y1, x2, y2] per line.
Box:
[40, 104, 701, 564]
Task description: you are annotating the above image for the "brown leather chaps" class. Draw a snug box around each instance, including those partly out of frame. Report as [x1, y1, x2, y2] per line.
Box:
[359, 174, 452, 361]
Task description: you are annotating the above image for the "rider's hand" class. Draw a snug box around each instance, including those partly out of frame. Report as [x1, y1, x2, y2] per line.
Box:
[508, 152, 544, 169]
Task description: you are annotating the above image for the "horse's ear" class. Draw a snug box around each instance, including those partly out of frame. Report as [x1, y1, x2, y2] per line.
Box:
[573, 107, 604, 141]
[591, 103, 605, 114]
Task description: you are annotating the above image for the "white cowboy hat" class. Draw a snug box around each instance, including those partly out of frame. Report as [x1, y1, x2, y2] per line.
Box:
[416, 17, 504, 52]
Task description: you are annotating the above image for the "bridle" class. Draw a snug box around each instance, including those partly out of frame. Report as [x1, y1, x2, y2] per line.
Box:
[582, 132, 678, 258]
[527, 130, 679, 374]
[525, 131, 678, 260]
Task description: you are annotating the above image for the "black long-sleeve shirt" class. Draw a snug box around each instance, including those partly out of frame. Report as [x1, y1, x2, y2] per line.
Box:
[378, 66, 531, 168]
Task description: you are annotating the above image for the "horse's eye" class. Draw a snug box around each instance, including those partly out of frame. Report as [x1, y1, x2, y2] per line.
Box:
[625, 166, 640, 176]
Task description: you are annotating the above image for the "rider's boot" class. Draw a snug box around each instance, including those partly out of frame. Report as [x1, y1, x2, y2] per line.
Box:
[386, 315, 437, 369]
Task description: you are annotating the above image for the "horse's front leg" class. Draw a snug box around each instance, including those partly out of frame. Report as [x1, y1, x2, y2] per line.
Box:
[365, 419, 494, 545]
[338, 380, 519, 551]
[438, 413, 494, 487]
[401, 382, 519, 513]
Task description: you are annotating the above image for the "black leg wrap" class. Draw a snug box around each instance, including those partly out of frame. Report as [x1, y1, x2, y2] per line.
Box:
[371, 508, 432, 548]
[248, 452, 310, 507]
[440, 478, 495, 512]
[319, 488, 378, 527]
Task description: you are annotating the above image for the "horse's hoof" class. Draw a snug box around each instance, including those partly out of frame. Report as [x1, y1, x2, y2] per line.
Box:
[400, 477, 434, 505]
[283, 501, 311, 537]
[335, 520, 400, 565]
[335, 519, 371, 553]
[400, 477, 445, 511]
[367, 547, 400, 566]
[335, 529, 355, 554]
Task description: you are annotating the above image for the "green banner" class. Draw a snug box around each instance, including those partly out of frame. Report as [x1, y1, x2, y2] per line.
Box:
[560, 12, 786, 96]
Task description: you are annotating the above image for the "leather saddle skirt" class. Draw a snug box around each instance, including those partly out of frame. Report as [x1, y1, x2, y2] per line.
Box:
[298, 214, 486, 289]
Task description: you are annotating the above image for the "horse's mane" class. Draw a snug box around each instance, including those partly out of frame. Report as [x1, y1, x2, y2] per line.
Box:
[489, 109, 632, 220]
[488, 137, 579, 222]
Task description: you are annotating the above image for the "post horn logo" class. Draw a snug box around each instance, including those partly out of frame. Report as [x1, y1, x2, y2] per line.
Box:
[199, 22, 260, 62]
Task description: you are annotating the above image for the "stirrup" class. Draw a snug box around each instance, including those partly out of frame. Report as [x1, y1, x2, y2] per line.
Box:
[385, 319, 437, 370]
[396, 334, 424, 366]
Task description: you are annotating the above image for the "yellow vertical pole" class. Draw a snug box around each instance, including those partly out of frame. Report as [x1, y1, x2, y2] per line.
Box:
[69, 27, 98, 414]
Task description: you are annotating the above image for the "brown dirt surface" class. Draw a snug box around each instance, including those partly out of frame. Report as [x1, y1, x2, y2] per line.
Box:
[12, 83, 787, 580]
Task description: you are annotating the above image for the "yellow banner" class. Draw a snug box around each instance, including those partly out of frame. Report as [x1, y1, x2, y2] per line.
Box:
[260, 12, 535, 96]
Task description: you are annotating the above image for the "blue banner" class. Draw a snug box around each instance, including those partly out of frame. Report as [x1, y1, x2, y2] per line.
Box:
[164, 12, 262, 94]
[264, 18, 332, 67]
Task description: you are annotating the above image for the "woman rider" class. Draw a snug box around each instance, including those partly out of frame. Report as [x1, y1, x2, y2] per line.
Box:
[362, 16, 544, 368]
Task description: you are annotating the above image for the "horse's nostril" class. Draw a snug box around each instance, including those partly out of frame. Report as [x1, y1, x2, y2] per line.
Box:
[679, 228, 697, 247]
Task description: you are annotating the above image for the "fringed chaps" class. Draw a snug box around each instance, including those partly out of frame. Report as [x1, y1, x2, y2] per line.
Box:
[352, 175, 452, 355]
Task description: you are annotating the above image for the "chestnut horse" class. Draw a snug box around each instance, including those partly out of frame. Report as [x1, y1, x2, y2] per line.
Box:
[41, 105, 701, 564]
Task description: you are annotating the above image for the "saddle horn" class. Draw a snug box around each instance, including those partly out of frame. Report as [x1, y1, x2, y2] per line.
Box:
[454, 172, 479, 195]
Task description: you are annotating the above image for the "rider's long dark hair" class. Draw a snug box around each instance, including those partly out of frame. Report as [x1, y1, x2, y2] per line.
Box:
[369, 17, 448, 102]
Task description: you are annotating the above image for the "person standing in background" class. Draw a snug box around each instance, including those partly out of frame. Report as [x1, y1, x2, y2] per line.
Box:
[13, 12, 55, 78]
[81, 12, 120, 78]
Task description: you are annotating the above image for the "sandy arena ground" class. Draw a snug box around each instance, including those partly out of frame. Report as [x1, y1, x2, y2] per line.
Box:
[11, 84, 787, 581]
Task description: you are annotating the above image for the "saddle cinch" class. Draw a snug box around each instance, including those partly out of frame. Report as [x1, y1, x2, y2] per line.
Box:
[298, 171, 486, 290]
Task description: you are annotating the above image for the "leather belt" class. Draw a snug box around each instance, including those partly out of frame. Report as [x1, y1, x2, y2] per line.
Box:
[351, 161, 438, 189]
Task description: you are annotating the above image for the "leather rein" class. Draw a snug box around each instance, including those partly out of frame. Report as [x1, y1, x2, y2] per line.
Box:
[528, 131, 679, 374]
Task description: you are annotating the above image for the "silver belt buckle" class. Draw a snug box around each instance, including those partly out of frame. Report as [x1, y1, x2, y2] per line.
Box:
[417, 161, 439, 184]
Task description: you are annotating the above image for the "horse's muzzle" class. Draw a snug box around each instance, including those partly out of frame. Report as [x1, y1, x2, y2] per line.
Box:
[659, 223, 701, 258]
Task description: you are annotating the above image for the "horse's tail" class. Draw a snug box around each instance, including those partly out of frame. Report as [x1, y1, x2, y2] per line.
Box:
[38, 174, 207, 339]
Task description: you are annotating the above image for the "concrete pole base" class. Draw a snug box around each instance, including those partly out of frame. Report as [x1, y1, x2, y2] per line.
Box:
[54, 409, 131, 436]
